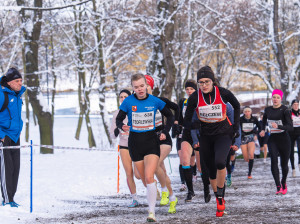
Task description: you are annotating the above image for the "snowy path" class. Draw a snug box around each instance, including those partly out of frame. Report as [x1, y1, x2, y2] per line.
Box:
[5, 150, 298, 224]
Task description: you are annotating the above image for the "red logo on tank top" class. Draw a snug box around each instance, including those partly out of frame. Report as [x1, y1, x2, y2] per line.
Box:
[132, 106, 137, 112]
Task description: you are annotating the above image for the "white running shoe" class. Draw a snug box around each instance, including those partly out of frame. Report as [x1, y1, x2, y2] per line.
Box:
[147, 212, 156, 222]
[263, 158, 267, 163]
[180, 184, 186, 191]
[292, 169, 296, 177]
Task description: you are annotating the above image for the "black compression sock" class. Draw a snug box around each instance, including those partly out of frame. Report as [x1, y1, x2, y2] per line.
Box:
[183, 167, 194, 193]
[192, 165, 197, 176]
[248, 159, 254, 176]
[179, 165, 185, 184]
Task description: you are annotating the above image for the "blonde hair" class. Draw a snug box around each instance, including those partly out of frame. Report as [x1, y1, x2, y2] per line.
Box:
[131, 73, 146, 86]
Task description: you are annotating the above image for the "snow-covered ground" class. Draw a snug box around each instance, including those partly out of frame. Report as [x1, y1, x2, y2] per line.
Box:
[1, 91, 299, 223]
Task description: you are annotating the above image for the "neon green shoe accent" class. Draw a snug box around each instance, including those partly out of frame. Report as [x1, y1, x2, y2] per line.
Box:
[160, 191, 169, 205]
[168, 197, 178, 214]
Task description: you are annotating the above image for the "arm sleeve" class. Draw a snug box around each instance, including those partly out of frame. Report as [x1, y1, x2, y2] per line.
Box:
[109, 111, 118, 140]
[226, 103, 234, 124]
[165, 98, 180, 122]
[262, 109, 267, 130]
[160, 106, 174, 134]
[278, 109, 293, 131]
[191, 129, 199, 146]
[183, 92, 198, 130]
[116, 109, 127, 130]
[233, 127, 242, 148]
[254, 117, 262, 134]
[0, 92, 5, 139]
[178, 98, 184, 125]
[222, 89, 240, 133]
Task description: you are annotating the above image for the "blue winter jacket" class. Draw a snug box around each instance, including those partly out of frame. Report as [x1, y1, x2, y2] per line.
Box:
[0, 79, 26, 143]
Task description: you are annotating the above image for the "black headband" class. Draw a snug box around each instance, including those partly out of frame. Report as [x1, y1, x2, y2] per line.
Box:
[119, 89, 131, 96]
[185, 81, 197, 90]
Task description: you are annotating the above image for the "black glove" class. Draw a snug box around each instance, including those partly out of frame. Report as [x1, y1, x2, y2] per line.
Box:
[171, 124, 181, 138]
[114, 127, 120, 137]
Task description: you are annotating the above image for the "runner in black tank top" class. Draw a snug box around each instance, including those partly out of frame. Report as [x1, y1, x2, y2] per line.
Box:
[240, 106, 261, 179]
[183, 66, 240, 217]
[259, 89, 293, 195]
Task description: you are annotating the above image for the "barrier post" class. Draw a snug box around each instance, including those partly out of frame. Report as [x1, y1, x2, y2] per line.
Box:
[117, 145, 120, 193]
[30, 140, 33, 213]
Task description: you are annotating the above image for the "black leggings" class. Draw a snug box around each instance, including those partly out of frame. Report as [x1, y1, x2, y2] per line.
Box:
[200, 134, 232, 180]
[289, 134, 300, 169]
[268, 132, 291, 187]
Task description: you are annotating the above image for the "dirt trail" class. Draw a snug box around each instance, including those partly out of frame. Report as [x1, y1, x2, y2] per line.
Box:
[33, 158, 300, 224]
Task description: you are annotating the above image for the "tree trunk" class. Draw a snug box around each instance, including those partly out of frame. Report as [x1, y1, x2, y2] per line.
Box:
[272, 0, 288, 102]
[73, 4, 96, 147]
[147, 0, 177, 99]
[92, 0, 112, 145]
[17, 0, 53, 153]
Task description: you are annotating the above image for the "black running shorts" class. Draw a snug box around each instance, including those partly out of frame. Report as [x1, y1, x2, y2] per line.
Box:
[128, 130, 160, 162]
[158, 132, 172, 147]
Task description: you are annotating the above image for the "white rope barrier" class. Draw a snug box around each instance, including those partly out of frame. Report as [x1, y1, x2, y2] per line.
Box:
[0, 144, 116, 152]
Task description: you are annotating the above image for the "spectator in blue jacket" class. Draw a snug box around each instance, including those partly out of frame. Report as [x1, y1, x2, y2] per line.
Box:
[0, 68, 26, 207]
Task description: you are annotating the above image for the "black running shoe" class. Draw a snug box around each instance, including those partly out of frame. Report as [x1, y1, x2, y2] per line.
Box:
[204, 188, 211, 203]
[185, 191, 195, 202]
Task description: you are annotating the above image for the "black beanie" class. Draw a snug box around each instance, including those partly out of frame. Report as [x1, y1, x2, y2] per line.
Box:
[291, 99, 299, 106]
[184, 80, 197, 90]
[4, 68, 22, 82]
[119, 89, 131, 96]
[197, 66, 215, 82]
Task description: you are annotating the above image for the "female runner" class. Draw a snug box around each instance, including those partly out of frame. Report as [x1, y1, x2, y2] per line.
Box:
[259, 89, 293, 195]
[116, 73, 173, 222]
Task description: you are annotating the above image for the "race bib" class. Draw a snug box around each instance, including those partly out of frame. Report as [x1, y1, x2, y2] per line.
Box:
[132, 111, 154, 131]
[198, 104, 222, 121]
[155, 110, 163, 127]
[292, 116, 300, 127]
[267, 119, 284, 133]
[242, 123, 254, 132]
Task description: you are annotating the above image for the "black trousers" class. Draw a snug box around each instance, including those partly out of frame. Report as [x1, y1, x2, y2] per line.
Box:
[268, 132, 291, 187]
[200, 134, 232, 180]
[0, 136, 20, 203]
[289, 134, 300, 169]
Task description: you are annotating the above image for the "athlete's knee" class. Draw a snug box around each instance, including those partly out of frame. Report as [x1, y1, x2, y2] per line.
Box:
[145, 175, 155, 184]
[215, 159, 226, 170]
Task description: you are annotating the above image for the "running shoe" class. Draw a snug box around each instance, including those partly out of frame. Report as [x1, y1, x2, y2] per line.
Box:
[263, 158, 267, 163]
[147, 212, 156, 222]
[180, 184, 186, 192]
[185, 191, 195, 202]
[168, 197, 178, 214]
[9, 201, 19, 208]
[2, 200, 5, 206]
[204, 188, 211, 203]
[281, 184, 287, 195]
[216, 197, 225, 212]
[247, 175, 252, 179]
[227, 176, 232, 187]
[292, 169, 296, 177]
[276, 186, 283, 195]
[216, 211, 227, 217]
[128, 200, 139, 208]
[160, 191, 169, 206]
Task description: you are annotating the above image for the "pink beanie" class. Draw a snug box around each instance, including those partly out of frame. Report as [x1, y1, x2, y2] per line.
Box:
[272, 89, 283, 99]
